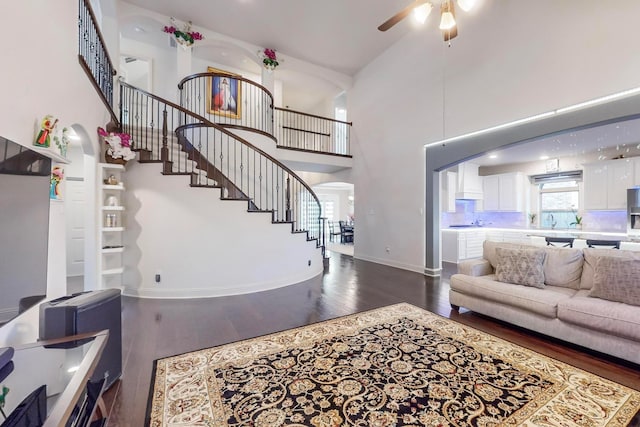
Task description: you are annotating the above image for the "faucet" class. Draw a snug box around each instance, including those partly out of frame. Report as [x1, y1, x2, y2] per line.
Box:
[548, 214, 557, 229]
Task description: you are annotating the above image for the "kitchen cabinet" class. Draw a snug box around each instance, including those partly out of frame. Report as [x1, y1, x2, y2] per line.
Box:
[482, 172, 523, 211]
[583, 159, 633, 210]
[442, 229, 486, 263]
[441, 171, 457, 212]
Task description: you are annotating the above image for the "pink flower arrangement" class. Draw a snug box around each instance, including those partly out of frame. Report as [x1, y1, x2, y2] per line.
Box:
[163, 17, 203, 47]
[259, 48, 280, 70]
[98, 127, 136, 161]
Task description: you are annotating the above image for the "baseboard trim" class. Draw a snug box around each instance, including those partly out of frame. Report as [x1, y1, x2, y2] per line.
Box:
[354, 255, 424, 275]
[423, 266, 442, 277]
[122, 269, 323, 299]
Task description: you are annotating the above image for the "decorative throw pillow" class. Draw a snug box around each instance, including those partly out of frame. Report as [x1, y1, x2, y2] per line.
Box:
[590, 256, 640, 306]
[495, 247, 546, 288]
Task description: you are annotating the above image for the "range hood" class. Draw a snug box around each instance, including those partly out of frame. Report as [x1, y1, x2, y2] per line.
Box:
[455, 162, 483, 200]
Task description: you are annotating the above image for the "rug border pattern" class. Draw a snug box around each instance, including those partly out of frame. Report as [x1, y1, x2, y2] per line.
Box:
[147, 303, 640, 427]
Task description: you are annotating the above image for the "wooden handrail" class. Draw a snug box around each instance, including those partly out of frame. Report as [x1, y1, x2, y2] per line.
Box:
[78, 0, 119, 127]
[78, 56, 119, 126]
[80, 0, 116, 73]
[275, 106, 352, 126]
[178, 72, 275, 107]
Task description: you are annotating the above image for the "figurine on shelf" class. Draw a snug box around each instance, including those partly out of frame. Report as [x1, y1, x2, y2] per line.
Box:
[50, 166, 64, 200]
[35, 115, 59, 148]
[54, 127, 71, 157]
[104, 174, 119, 185]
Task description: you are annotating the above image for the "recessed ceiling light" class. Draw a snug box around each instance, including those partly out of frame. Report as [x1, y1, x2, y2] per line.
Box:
[488, 154, 497, 159]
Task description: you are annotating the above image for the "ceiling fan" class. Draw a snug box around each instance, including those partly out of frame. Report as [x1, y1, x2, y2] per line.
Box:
[378, 0, 477, 41]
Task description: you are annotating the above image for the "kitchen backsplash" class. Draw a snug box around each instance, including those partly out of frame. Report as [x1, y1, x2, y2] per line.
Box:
[441, 200, 628, 232]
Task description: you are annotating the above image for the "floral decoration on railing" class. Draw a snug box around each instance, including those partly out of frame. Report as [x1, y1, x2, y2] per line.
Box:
[98, 127, 136, 163]
[163, 17, 204, 48]
[258, 48, 281, 71]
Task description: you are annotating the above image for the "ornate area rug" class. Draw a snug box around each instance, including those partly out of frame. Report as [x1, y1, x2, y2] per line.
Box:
[147, 303, 640, 426]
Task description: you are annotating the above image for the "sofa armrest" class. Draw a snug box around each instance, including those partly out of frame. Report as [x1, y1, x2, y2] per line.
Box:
[457, 259, 493, 276]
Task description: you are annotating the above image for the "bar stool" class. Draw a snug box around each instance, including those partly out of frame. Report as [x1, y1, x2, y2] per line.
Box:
[545, 237, 574, 248]
[586, 239, 621, 249]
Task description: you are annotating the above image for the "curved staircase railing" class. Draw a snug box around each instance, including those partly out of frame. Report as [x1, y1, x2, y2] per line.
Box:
[119, 82, 325, 250]
[178, 72, 275, 140]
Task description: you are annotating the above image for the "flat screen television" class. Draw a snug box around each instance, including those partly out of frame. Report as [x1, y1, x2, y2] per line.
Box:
[0, 136, 51, 325]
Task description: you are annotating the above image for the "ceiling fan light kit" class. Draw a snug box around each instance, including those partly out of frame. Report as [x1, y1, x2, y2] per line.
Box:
[439, 1, 456, 30]
[413, 3, 433, 24]
[379, 0, 477, 43]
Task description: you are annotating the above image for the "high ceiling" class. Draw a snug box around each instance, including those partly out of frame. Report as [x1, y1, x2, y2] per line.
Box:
[122, 0, 425, 76]
[118, 0, 640, 167]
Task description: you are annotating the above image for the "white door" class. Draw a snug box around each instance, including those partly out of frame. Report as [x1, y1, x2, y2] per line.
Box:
[65, 178, 85, 276]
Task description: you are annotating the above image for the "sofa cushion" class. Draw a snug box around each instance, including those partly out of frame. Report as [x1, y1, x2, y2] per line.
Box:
[581, 248, 640, 290]
[484, 241, 583, 289]
[542, 247, 584, 290]
[483, 241, 523, 269]
[495, 247, 546, 288]
[558, 290, 640, 341]
[590, 256, 640, 306]
[450, 274, 576, 318]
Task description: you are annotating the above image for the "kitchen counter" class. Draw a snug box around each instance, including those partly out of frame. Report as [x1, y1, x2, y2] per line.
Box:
[441, 227, 640, 252]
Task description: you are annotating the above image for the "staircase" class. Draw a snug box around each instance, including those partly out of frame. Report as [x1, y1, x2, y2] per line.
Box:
[119, 82, 326, 256]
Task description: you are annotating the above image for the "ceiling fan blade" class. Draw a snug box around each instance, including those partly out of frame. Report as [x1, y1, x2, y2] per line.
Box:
[378, 1, 429, 32]
[443, 25, 458, 41]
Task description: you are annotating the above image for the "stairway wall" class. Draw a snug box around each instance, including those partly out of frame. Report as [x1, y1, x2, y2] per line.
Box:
[122, 161, 323, 298]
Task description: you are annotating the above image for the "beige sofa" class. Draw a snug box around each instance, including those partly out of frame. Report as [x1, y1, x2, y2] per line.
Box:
[449, 241, 640, 365]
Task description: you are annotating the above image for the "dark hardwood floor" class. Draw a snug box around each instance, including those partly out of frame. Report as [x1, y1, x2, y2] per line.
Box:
[103, 252, 640, 426]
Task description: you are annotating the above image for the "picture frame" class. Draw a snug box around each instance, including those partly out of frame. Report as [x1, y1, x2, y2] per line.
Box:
[207, 67, 242, 119]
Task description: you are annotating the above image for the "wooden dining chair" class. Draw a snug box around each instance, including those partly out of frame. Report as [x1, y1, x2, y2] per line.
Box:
[339, 221, 354, 244]
[328, 221, 341, 242]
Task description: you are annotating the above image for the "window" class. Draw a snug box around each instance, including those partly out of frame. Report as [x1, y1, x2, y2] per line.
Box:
[539, 180, 579, 228]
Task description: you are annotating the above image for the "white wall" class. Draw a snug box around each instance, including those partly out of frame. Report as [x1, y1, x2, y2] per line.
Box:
[349, 0, 640, 273]
[122, 162, 323, 298]
[0, 2, 108, 344]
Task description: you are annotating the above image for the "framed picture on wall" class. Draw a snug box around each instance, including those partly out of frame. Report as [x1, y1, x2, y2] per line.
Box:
[207, 67, 242, 119]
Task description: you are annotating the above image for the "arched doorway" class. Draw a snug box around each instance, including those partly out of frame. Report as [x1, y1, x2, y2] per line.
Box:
[313, 182, 354, 256]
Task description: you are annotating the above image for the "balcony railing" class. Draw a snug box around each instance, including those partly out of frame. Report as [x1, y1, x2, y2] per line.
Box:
[178, 72, 274, 139]
[178, 73, 352, 157]
[275, 107, 352, 156]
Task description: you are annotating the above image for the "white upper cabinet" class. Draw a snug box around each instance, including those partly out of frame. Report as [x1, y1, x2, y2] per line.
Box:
[583, 158, 634, 210]
[482, 172, 523, 211]
[441, 171, 457, 213]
